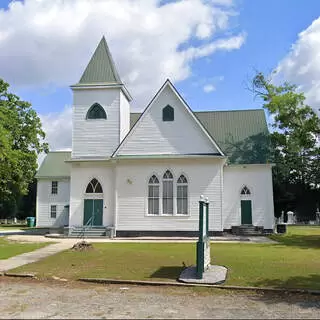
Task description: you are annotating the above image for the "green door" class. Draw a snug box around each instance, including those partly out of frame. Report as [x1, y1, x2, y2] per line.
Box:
[83, 199, 103, 226]
[241, 200, 252, 225]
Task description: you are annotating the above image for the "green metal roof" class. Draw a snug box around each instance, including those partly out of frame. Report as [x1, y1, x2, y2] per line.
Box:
[37, 110, 270, 179]
[36, 151, 71, 178]
[130, 109, 271, 164]
[77, 36, 122, 85]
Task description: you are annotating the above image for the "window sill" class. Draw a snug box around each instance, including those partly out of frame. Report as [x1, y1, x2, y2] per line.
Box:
[145, 213, 190, 217]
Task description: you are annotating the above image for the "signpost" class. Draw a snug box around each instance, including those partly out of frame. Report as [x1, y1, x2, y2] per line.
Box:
[178, 194, 227, 284]
[196, 195, 210, 279]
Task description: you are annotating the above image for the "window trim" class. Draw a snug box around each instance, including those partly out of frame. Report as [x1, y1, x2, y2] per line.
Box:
[51, 181, 58, 195]
[85, 178, 103, 194]
[148, 175, 160, 215]
[162, 105, 174, 122]
[50, 204, 57, 219]
[176, 174, 188, 215]
[240, 185, 252, 196]
[145, 171, 190, 217]
[85, 103, 107, 120]
[162, 170, 174, 215]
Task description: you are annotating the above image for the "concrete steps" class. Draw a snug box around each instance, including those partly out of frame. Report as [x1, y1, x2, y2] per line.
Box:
[68, 226, 114, 238]
[231, 225, 264, 236]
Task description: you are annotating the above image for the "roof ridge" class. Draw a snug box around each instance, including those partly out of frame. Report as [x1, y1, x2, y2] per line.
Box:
[130, 109, 264, 114]
[194, 109, 263, 113]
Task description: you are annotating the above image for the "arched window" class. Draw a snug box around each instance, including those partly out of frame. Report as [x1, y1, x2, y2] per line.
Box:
[86, 103, 107, 119]
[148, 175, 159, 215]
[163, 170, 173, 214]
[177, 175, 188, 215]
[240, 186, 251, 195]
[86, 178, 103, 193]
[162, 105, 174, 121]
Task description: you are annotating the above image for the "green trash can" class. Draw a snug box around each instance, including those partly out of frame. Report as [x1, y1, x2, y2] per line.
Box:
[26, 217, 36, 228]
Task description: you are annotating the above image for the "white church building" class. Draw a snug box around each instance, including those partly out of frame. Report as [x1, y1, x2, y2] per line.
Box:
[36, 37, 275, 236]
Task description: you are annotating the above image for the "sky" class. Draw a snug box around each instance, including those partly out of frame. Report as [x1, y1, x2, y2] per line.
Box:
[1, 0, 320, 151]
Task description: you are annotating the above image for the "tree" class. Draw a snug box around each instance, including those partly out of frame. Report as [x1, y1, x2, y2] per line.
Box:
[0, 78, 48, 218]
[251, 72, 320, 220]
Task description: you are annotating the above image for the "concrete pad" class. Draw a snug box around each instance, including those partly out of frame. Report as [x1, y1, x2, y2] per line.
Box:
[178, 265, 227, 285]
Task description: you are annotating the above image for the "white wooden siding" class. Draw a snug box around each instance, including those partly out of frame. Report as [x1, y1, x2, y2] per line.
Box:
[119, 91, 130, 142]
[117, 85, 218, 155]
[69, 162, 115, 226]
[72, 88, 121, 158]
[36, 179, 70, 227]
[115, 158, 223, 232]
[223, 165, 274, 229]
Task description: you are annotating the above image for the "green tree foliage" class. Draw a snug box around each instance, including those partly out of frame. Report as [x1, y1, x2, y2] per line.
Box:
[252, 72, 320, 219]
[0, 78, 48, 216]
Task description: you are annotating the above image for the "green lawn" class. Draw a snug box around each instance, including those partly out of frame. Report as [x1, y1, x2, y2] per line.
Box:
[12, 226, 320, 290]
[0, 237, 49, 259]
[0, 224, 27, 231]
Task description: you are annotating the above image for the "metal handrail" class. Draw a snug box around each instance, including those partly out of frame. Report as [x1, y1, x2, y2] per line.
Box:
[79, 213, 96, 239]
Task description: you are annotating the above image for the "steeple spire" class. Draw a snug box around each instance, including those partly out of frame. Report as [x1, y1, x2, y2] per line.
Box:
[78, 36, 122, 85]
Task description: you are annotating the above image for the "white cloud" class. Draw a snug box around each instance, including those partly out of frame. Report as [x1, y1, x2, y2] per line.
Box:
[183, 33, 246, 60]
[203, 84, 215, 92]
[275, 17, 320, 116]
[39, 106, 72, 151]
[0, 0, 245, 150]
[0, 0, 244, 106]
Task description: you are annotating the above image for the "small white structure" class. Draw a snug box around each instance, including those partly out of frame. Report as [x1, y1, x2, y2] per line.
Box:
[286, 211, 295, 224]
[35, 37, 275, 236]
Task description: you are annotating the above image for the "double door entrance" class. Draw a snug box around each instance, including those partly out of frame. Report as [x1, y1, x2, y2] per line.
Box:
[83, 199, 103, 226]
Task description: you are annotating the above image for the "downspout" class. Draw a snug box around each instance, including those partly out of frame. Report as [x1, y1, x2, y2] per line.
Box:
[220, 158, 228, 232]
[113, 160, 118, 237]
[220, 164, 224, 232]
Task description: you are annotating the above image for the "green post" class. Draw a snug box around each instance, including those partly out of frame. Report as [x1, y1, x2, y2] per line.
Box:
[196, 195, 210, 279]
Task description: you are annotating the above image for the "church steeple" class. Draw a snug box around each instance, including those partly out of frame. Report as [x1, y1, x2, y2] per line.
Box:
[71, 36, 131, 159]
[77, 36, 122, 85]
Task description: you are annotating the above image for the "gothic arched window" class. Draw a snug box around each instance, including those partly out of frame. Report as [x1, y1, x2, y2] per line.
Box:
[177, 175, 188, 215]
[162, 105, 174, 121]
[148, 175, 160, 215]
[240, 186, 251, 195]
[86, 178, 103, 193]
[163, 170, 174, 214]
[86, 103, 107, 119]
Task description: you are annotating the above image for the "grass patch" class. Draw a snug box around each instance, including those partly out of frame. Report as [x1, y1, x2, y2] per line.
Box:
[0, 237, 49, 259]
[12, 226, 320, 290]
[0, 224, 27, 231]
[269, 226, 320, 249]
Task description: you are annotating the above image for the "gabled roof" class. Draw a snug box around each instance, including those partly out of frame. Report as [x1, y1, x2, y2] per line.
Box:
[130, 109, 271, 164]
[37, 110, 270, 179]
[36, 151, 71, 178]
[112, 79, 225, 157]
[77, 36, 122, 85]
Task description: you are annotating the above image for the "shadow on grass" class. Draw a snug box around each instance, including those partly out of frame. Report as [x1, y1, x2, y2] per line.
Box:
[149, 266, 184, 280]
[252, 274, 320, 292]
[249, 274, 320, 310]
[269, 234, 320, 249]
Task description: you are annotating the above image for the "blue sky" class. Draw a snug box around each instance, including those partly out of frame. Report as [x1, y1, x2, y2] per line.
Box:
[1, 0, 320, 149]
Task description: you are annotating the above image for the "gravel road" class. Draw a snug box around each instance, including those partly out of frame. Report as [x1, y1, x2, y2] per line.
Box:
[0, 278, 319, 319]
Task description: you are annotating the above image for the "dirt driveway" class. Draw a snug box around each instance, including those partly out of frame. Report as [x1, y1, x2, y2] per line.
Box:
[0, 278, 319, 319]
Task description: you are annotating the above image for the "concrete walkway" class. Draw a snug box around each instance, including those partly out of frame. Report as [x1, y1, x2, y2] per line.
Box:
[5, 234, 277, 244]
[0, 242, 74, 273]
[0, 229, 27, 236]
